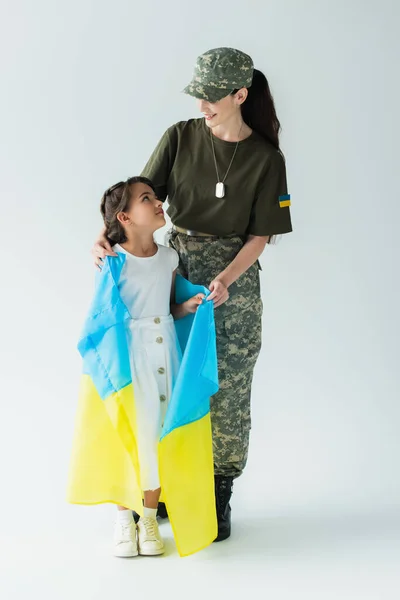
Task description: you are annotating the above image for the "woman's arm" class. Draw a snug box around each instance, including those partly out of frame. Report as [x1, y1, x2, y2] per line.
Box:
[208, 235, 269, 308]
[92, 126, 177, 268]
[92, 227, 118, 268]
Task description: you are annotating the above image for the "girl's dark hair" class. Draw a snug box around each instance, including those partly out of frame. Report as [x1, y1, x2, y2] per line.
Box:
[233, 68, 282, 151]
[100, 176, 156, 245]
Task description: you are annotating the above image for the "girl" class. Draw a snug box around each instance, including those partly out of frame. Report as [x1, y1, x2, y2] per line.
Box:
[73, 176, 207, 558]
[92, 48, 292, 542]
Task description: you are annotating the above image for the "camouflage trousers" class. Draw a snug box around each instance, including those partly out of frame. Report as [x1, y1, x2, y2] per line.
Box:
[169, 231, 263, 478]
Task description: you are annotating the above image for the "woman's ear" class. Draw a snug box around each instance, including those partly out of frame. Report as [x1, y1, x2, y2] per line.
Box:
[234, 88, 248, 106]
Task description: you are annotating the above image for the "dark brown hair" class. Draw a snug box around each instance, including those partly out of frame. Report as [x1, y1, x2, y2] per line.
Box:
[100, 176, 156, 245]
[233, 68, 282, 151]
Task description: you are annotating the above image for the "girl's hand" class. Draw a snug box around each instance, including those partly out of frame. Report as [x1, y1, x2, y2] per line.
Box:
[207, 279, 229, 308]
[91, 231, 117, 269]
[184, 293, 206, 314]
[170, 294, 205, 320]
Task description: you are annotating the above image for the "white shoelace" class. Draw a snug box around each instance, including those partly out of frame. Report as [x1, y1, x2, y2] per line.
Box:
[140, 518, 158, 539]
[118, 522, 135, 542]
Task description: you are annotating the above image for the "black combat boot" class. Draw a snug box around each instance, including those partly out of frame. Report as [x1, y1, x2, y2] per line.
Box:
[214, 475, 234, 542]
[157, 502, 168, 519]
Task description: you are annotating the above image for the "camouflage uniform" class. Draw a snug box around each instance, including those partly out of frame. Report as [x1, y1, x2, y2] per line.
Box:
[140, 47, 292, 494]
[169, 231, 262, 478]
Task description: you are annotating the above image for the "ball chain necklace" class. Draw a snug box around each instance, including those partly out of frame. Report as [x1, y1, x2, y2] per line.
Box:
[210, 122, 244, 198]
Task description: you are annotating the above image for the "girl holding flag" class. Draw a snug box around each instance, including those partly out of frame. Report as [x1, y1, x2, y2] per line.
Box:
[68, 176, 219, 557]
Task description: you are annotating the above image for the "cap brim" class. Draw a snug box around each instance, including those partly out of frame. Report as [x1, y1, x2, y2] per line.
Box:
[182, 82, 232, 103]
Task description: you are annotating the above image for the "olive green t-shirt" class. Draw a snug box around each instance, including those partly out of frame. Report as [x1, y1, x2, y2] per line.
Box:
[141, 118, 292, 237]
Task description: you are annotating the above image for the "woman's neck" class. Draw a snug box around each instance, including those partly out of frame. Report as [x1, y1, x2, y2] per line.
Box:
[211, 114, 252, 142]
[120, 232, 157, 258]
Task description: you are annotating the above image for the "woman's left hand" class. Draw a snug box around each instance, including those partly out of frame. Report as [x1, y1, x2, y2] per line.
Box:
[208, 279, 229, 308]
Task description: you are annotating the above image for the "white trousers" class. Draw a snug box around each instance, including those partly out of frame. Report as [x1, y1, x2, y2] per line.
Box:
[125, 315, 181, 491]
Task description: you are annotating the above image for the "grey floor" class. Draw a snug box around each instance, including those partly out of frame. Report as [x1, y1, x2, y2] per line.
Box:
[1, 510, 399, 599]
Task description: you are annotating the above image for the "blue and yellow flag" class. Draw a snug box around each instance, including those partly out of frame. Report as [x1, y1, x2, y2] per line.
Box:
[278, 194, 291, 208]
[67, 254, 218, 556]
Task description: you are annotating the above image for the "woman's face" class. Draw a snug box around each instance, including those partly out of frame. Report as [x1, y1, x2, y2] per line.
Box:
[198, 89, 247, 129]
[198, 94, 237, 128]
[118, 182, 165, 231]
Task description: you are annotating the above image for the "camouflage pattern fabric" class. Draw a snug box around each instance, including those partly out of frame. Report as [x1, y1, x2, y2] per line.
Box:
[183, 47, 254, 103]
[169, 231, 262, 478]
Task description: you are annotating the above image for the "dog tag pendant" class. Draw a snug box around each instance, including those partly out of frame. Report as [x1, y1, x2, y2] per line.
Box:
[216, 182, 225, 198]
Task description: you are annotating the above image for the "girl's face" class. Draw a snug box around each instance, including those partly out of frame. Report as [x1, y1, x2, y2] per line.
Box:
[118, 182, 165, 232]
[198, 89, 247, 129]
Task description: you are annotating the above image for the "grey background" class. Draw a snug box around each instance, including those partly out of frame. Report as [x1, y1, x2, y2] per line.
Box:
[0, 0, 399, 596]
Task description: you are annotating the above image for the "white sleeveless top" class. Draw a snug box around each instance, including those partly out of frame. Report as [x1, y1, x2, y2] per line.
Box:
[113, 243, 179, 320]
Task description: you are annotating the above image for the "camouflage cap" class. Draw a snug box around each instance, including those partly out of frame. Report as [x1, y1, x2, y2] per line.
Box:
[183, 47, 254, 103]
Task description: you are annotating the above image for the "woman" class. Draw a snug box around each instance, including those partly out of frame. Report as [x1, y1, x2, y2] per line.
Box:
[92, 47, 292, 542]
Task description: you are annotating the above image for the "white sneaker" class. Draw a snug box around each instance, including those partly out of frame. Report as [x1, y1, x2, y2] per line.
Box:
[114, 520, 138, 558]
[137, 517, 165, 556]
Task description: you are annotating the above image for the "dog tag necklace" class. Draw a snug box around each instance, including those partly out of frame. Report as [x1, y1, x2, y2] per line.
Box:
[210, 122, 243, 198]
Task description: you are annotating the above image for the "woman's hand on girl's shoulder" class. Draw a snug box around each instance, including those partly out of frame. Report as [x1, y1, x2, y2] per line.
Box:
[91, 232, 117, 270]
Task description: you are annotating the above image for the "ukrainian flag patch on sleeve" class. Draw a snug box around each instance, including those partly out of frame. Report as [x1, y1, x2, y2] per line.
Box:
[279, 194, 291, 208]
